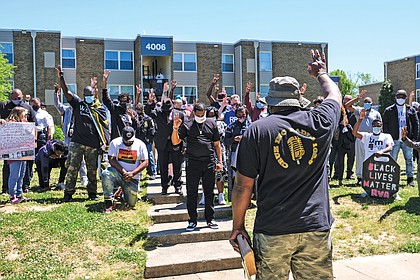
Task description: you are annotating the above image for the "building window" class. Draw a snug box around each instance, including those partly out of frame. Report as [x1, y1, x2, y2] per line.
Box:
[222, 54, 234, 72]
[260, 85, 269, 98]
[108, 85, 134, 101]
[0, 42, 13, 64]
[173, 86, 197, 104]
[173, 53, 196, 72]
[105, 51, 133, 70]
[224, 86, 235, 96]
[416, 89, 420, 103]
[62, 49, 76, 69]
[260, 52, 272, 71]
[416, 63, 420, 79]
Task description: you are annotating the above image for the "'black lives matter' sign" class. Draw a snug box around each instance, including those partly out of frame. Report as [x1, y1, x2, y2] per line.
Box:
[362, 154, 400, 199]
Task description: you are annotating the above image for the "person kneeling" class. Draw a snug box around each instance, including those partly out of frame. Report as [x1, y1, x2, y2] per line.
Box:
[101, 126, 148, 213]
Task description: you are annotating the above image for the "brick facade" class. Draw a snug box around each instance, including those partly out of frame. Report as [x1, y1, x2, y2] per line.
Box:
[359, 82, 382, 105]
[13, 31, 34, 97]
[196, 43, 222, 104]
[235, 41, 256, 98]
[386, 58, 416, 94]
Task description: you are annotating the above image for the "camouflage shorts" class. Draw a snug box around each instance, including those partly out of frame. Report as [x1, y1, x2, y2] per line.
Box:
[253, 230, 333, 280]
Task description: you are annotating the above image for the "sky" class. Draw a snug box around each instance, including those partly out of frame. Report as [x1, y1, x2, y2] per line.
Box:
[1, 0, 419, 82]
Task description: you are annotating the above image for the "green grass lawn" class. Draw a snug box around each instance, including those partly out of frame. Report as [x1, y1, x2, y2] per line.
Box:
[0, 152, 420, 279]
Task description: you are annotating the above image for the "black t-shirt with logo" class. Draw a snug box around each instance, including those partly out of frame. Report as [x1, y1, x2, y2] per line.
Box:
[69, 95, 100, 148]
[237, 99, 340, 235]
[179, 118, 220, 161]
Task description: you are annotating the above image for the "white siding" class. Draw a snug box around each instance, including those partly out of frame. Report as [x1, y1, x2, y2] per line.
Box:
[107, 72, 135, 85]
[104, 40, 134, 51]
[0, 30, 13, 42]
[61, 37, 76, 48]
[173, 42, 196, 53]
[173, 72, 197, 85]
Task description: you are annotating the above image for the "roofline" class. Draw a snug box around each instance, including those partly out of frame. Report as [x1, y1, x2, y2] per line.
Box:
[384, 54, 417, 64]
[0, 28, 61, 34]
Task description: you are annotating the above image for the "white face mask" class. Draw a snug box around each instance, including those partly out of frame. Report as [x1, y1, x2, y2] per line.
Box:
[396, 98, 406, 106]
[372, 127, 382, 135]
[195, 115, 206, 124]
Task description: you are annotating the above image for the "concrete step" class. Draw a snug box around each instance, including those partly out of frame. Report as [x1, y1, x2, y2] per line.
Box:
[148, 203, 232, 223]
[148, 220, 232, 245]
[146, 268, 247, 280]
[144, 240, 242, 278]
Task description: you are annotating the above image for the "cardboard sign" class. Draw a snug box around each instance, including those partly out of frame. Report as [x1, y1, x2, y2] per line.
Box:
[362, 154, 400, 199]
[0, 122, 36, 160]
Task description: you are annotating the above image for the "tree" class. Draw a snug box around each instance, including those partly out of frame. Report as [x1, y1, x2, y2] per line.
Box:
[0, 48, 14, 101]
[354, 72, 378, 86]
[329, 69, 358, 96]
[378, 79, 394, 115]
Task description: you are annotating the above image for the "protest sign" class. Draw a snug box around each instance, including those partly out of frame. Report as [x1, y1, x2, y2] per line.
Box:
[0, 122, 35, 160]
[362, 154, 400, 199]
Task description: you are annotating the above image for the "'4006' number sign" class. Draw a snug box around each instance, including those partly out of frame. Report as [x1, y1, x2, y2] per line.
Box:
[141, 37, 171, 56]
[362, 154, 400, 199]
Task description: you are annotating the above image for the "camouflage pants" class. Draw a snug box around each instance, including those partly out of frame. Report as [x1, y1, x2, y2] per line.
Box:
[65, 142, 99, 195]
[254, 230, 333, 280]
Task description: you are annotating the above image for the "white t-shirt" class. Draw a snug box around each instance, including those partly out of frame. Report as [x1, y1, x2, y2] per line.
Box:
[360, 132, 394, 160]
[35, 109, 54, 131]
[397, 105, 406, 140]
[108, 137, 148, 179]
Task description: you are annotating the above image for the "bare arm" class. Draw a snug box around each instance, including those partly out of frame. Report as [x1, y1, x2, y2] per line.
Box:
[135, 84, 142, 106]
[171, 113, 182, 146]
[352, 109, 366, 139]
[345, 90, 366, 112]
[206, 74, 219, 104]
[169, 80, 177, 101]
[229, 171, 254, 253]
[213, 141, 223, 171]
[308, 50, 342, 106]
[244, 82, 254, 113]
[56, 65, 73, 103]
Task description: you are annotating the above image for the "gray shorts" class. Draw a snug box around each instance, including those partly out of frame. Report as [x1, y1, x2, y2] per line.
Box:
[253, 230, 333, 280]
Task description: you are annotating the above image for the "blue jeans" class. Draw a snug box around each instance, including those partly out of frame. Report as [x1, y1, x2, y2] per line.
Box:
[390, 140, 414, 178]
[8, 160, 27, 198]
[146, 143, 156, 175]
[101, 166, 139, 207]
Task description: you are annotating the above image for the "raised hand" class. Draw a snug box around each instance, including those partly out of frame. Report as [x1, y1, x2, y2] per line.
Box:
[308, 49, 327, 79]
[55, 65, 62, 77]
[360, 109, 366, 120]
[163, 82, 169, 93]
[246, 82, 252, 93]
[213, 73, 220, 84]
[214, 83, 220, 93]
[300, 83, 307, 95]
[173, 113, 182, 129]
[90, 76, 98, 88]
[103, 70, 110, 81]
[136, 84, 142, 95]
[54, 83, 60, 94]
[171, 80, 177, 90]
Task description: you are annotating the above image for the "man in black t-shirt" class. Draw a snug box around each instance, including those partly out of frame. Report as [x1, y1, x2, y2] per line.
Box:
[172, 103, 223, 231]
[56, 66, 110, 202]
[229, 50, 342, 279]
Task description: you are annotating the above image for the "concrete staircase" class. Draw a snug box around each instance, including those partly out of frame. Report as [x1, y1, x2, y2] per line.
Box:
[143, 176, 244, 279]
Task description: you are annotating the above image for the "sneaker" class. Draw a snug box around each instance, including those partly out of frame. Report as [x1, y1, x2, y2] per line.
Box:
[218, 193, 226, 205]
[357, 177, 362, 185]
[361, 192, 368, 198]
[207, 220, 219, 229]
[81, 178, 88, 187]
[56, 182, 65, 190]
[198, 195, 205, 205]
[346, 174, 355, 180]
[407, 177, 415, 187]
[186, 221, 197, 231]
[62, 193, 73, 202]
[10, 196, 19, 204]
[161, 187, 168, 195]
[149, 175, 156, 180]
[393, 193, 403, 201]
[18, 196, 31, 202]
[338, 180, 343, 186]
[175, 188, 183, 196]
[88, 193, 99, 201]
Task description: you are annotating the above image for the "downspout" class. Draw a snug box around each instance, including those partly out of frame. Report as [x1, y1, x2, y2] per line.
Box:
[254, 41, 259, 100]
[31, 31, 37, 98]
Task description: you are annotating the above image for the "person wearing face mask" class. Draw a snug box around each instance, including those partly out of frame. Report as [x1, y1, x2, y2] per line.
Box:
[353, 109, 395, 198]
[101, 126, 148, 213]
[56, 65, 110, 202]
[101, 70, 138, 141]
[345, 90, 382, 185]
[0, 89, 37, 194]
[383, 90, 419, 187]
[150, 82, 185, 195]
[244, 81, 268, 122]
[172, 103, 223, 231]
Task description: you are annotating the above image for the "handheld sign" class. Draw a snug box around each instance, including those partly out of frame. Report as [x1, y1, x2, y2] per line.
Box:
[362, 154, 400, 199]
[237, 234, 256, 279]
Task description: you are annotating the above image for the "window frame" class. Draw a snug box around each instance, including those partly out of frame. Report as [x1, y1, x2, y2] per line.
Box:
[222, 54, 234, 73]
[105, 50, 134, 71]
[107, 84, 135, 101]
[174, 85, 198, 104]
[62, 48, 76, 69]
[223, 86, 235, 96]
[0, 42, 14, 64]
[416, 63, 420, 80]
[416, 89, 420, 103]
[173, 52, 197, 72]
[259, 84, 269, 98]
[259, 51, 272, 71]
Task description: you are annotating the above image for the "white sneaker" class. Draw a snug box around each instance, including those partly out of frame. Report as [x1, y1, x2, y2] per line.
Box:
[361, 192, 368, 198]
[56, 182, 65, 190]
[198, 195, 205, 205]
[218, 193, 226, 205]
[393, 193, 402, 201]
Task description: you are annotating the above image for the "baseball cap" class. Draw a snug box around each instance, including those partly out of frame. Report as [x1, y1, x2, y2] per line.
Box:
[265, 76, 311, 108]
[122, 126, 135, 141]
[395, 90, 407, 97]
[83, 86, 94, 96]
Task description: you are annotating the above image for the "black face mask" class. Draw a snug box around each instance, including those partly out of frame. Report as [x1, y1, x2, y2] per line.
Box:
[32, 105, 40, 111]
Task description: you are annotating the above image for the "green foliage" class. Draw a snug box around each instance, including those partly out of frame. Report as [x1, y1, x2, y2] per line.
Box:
[53, 124, 64, 140]
[336, 209, 359, 219]
[399, 241, 420, 253]
[0, 47, 15, 102]
[355, 72, 378, 86]
[379, 80, 394, 114]
[330, 69, 358, 96]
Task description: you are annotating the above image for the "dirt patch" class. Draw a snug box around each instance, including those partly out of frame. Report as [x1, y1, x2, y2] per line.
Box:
[0, 204, 60, 214]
